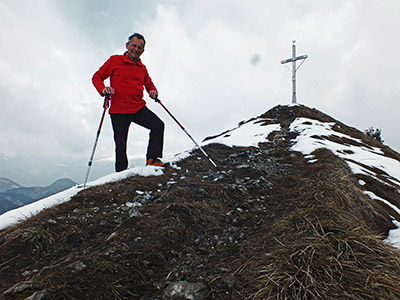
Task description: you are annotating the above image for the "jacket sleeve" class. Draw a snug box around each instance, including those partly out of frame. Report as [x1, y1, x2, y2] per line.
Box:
[92, 56, 114, 96]
[143, 65, 158, 94]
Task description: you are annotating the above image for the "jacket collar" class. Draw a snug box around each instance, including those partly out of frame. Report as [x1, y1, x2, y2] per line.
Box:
[123, 52, 143, 66]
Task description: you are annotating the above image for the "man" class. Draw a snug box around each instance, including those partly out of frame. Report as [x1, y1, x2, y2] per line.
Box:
[92, 33, 169, 172]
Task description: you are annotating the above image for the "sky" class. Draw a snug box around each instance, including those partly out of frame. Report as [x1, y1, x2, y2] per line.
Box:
[1, 0, 400, 186]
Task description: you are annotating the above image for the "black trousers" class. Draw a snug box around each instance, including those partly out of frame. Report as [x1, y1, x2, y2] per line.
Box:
[110, 106, 164, 172]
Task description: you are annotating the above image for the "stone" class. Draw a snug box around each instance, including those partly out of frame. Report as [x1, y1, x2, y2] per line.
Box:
[163, 281, 208, 300]
[24, 290, 48, 300]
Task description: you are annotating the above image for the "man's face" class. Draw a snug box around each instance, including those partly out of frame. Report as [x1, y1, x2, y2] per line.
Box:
[126, 36, 145, 60]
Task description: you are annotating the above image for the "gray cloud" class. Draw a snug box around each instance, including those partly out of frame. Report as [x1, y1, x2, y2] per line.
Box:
[1, 0, 399, 185]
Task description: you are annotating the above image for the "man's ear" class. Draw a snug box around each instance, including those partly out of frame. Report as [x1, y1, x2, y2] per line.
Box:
[126, 42, 130, 49]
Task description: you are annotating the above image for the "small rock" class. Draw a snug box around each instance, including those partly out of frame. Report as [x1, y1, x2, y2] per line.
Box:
[106, 232, 117, 241]
[67, 261, 87, 272]
[134, 191, 152, 204]
[129, 207, 143, 218]
[114, 216, 124, 223]
[222, 274, 236, 289]
[24, 290, 48, 300]
[163, 281, 208, 300]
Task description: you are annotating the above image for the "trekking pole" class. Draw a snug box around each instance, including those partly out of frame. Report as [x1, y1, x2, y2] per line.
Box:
[83, 94, 111, 187]
[155, 97, 220, 171]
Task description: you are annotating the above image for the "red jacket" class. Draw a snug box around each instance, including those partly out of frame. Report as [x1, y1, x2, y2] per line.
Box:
[92, 52, 157, 114]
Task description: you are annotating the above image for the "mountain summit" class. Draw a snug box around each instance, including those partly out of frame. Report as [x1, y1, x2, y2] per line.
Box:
[1, 104, 400, 299]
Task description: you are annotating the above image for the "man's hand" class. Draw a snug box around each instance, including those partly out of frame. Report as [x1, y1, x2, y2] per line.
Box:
[102, 86, 115, 95]
[149, 90, 158, 99]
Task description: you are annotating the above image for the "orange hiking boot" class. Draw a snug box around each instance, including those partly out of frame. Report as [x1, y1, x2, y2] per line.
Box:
[146, 158, 170, 167]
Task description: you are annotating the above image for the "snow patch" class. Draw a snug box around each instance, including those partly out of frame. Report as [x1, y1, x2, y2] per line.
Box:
[385, 220, 400, 249]
[204, 119, 281, 147]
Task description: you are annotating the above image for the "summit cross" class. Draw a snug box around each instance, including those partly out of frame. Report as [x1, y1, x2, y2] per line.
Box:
[281, 41, 308, 104]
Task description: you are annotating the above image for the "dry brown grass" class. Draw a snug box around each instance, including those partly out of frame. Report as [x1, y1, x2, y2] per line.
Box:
[240, 148, 400, 300]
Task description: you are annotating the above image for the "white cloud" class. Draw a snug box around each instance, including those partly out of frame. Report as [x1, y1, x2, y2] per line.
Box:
[1, 0, 400, 185]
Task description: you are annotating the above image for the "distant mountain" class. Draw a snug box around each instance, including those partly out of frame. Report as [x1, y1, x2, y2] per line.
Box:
[0, 178, 76, 214]
[8, 178, 77, 199]
[0, 177, 21, 192]
[0, 192, 34, 215]
[0, 154, 130, 187]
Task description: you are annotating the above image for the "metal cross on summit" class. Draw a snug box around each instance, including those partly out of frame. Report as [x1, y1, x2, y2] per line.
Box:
[281, 40, 308, 104]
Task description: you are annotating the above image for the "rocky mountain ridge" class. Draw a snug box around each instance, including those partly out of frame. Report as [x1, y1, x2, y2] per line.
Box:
[1, 104, 400, 300]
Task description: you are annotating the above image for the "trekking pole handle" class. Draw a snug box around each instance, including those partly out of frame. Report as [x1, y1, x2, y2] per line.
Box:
[103, 94, 111, 108]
